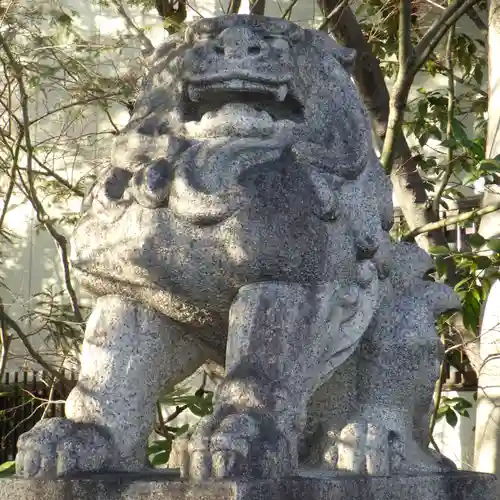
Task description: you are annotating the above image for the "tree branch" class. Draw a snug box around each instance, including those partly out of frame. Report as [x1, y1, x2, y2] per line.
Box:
[249, 0, 266, 15]
[403, 201, 500, 240]
[0, 32, 84, 327]
[317, 0, 454, 269]
[432, 12, 456, 215]
[413, 0, 481, 71]
[281, 0, 301, 19]
[0, 300, 11, 382]
[379, 0, 413, 171]
[109, 0, 154, 55]
[0, 302, 60, 379]
[467, 6, 488, 33]
[227, 0, 242, 14]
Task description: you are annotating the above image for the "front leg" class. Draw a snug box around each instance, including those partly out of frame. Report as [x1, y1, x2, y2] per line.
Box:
[16, 295, 206, 478]
[188, 262, 379, 480]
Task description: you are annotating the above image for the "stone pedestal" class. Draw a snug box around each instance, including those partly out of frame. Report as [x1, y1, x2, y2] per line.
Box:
[0, 470, 496, 500]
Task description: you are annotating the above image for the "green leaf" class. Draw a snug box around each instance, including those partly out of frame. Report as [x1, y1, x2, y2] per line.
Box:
[429, 246, 450, 255]
[454, 277, 471, 291]
[478, 159, 500, 173]
[475, 256, 492, 270]
[451, 118, 470, 146]
[436, 406, 449, 420]
[468, 233, 485, 248]
[150, 450, 170, 467]
[487, 239, 500, 253]
[171, 424, 189, 436]
[440, 138, 458, 149]
[190, 402, 213, 417]
[0, 461, 15, 476]
[445, 409, 458, 427]
[148, 440, 172, 455]
[453, 397, 473, 411]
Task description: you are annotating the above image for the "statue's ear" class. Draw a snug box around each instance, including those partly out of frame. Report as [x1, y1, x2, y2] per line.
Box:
[334, 45, 356, 73]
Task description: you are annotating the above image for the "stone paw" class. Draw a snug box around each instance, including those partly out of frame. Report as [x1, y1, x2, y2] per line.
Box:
[187, 410, 293, 480]
[335, 417, 452, 475]
[16, 417, 114, 478]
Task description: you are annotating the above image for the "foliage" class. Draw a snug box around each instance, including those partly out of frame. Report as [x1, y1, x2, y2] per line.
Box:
[149, 384, 214, 467]
[0, 461, 15, 478]
[436, 395, 474, 427]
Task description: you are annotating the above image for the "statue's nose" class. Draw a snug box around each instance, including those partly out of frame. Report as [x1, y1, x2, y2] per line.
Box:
[214, 26, 265, 58]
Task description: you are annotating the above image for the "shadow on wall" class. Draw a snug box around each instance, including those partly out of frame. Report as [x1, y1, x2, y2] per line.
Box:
[432, 390, 477, 470]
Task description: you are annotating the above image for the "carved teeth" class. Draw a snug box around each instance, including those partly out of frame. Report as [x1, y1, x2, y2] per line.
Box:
[276, 84, 288, 102]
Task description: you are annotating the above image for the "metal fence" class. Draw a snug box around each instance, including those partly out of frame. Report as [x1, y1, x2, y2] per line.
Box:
[0, 371, 77, 463]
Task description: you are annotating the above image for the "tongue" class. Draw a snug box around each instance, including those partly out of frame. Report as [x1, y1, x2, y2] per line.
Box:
[201, 103, 273, 122]
[185, 103, 276, 138]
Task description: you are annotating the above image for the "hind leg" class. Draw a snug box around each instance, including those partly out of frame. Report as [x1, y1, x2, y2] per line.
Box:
[16, 295, 208, 478]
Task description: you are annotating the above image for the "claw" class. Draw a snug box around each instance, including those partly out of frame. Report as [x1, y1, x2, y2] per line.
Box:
[15, 451, 24, 477]
[23, 450, 41, 478]
[337, 422, 367, 473]
[212, 450, 239, 478]
[365, 423, 390, 475]
[189, 450, 212, 481]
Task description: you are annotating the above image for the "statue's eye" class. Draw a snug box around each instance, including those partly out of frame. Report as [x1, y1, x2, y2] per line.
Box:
[196, 32, 217, 42]
[263, 34, 290, 50]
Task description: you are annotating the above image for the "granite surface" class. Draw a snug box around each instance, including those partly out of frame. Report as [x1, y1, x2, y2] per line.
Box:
[14, 13, 460, 482]
[0, 470, 496, 500]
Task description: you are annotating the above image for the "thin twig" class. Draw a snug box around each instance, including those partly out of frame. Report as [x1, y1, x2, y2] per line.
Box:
[379, 0, 413, 170]
[28, 93, 122, 127]
[429, 354, 447, 453]
[0, 32, 84, 327]
[403, 201, 500, 240]
[432, 12, 456, 215]
[281, 0, 301, 19]
[318, 0, 350, 31]
[1, 308, 60, 379]
[109, 0, 154, 55]
[227, 0, 242, 14]
[0, 301, 11, 382]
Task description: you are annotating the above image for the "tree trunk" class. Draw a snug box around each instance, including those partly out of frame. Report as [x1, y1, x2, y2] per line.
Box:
[317, 0, 451, 257]
[474, 0, 500, 475]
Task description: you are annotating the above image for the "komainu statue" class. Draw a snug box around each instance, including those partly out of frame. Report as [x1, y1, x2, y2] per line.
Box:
[15, 15, 459, 480]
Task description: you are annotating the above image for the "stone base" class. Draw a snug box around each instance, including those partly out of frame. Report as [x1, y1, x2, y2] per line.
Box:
[0, 470, 496, 500]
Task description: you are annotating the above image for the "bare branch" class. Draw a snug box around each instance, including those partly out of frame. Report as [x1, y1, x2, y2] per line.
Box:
[413, 0, 481, 71]
[0, 32, 84, 327]
[227, 0, 242, 14]
[0, 303, 61, 379]
[109, 0, 154, 55]
[403, 201, 500, 240]
[379, 0, 413, 170]
[281, 0, 301, 19]
[432, 13, 456, 215]
[249, 0, 266, 15]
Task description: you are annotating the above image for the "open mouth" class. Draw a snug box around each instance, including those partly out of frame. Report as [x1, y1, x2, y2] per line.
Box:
[183, 79, 304, 123]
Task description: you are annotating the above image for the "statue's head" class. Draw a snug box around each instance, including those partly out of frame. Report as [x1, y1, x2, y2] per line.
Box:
[128, 15, 368, 162]
[72, 15, 391, 326]
[106, 15, 377, 221]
